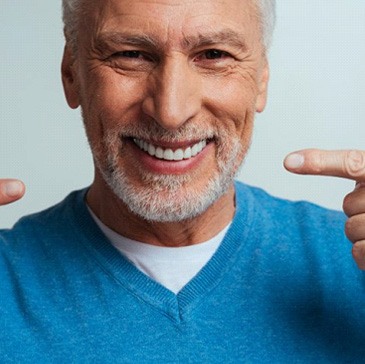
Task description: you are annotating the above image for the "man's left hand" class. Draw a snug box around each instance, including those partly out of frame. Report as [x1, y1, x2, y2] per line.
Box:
[284, 149, 365, 270]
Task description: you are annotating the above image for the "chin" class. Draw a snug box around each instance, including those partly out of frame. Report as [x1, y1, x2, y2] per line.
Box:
[102, 168, 234, 223]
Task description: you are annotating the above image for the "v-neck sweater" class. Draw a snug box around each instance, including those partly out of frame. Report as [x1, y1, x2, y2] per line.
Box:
[88, 207, 228, 294]
[1, 181, 365, 363]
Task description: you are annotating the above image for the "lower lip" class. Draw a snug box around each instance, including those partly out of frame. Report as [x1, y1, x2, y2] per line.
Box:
[126, 139, 214, 175]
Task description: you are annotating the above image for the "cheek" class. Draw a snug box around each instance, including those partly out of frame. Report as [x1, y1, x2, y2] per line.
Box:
[204, 78, 257, 170]
[80, 67, 144, 120]
[205, 76, 257, 138]
[80, 70, 146, 150]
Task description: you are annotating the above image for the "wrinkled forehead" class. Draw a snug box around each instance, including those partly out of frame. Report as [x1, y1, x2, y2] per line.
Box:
[78, 0, 262, 48]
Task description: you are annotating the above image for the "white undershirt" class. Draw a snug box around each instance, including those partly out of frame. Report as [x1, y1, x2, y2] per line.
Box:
[87, 207, 230, 294]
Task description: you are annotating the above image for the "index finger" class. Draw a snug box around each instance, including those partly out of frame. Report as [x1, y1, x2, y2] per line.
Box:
[0, 179, 25, 206]
[284, 149, 365, 182]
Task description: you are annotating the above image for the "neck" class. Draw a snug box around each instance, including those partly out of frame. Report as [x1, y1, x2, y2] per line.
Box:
[86, 176, 235, 247]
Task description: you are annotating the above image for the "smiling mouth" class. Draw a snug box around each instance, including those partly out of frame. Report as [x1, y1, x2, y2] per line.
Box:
[133, 138, 210, 161]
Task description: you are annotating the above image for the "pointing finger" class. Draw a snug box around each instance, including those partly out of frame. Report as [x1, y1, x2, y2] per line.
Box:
[284, 149, 365, 182]
[0, 179, 25, 206]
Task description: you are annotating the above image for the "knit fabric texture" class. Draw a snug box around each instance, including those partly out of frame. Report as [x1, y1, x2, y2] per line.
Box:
[1, 181, 365, 363]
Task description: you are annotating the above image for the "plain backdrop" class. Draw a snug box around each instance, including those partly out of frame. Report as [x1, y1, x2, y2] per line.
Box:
[1, 1, 364, 228]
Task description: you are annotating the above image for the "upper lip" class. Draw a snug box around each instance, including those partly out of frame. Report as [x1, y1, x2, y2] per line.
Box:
[128, 137, 212, 150]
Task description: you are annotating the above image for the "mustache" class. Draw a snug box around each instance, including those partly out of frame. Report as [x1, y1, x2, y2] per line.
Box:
[115, 120, 217, 143]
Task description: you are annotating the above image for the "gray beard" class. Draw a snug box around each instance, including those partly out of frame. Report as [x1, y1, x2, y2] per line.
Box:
[90, 120, 245, 222]
[101, 146, 242, 223]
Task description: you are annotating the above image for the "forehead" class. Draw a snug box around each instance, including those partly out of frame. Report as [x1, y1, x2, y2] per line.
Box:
[80, 0, 261, 48]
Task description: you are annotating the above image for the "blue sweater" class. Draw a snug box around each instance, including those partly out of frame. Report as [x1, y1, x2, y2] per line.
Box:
[1, 182, 365, 363]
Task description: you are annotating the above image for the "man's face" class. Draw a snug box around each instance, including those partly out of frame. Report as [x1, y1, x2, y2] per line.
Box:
[62, 0, 269, 222]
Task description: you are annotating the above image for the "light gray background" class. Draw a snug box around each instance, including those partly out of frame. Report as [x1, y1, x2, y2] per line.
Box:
[1, 1, 364, 228]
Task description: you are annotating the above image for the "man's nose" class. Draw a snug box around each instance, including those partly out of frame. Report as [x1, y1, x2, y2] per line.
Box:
[142, 57, 201, 131]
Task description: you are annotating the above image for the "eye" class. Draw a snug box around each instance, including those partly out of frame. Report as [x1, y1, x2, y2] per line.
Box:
[114, 50, 141, 58]
[201, 49, 231, 60]
[107, 49, 156, 72]
[111, 50, 154, 62]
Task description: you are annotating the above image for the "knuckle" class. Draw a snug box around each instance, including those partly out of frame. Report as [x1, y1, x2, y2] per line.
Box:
[345, 218, 355, 241]
[352, 242, 365, 270]
[307, 151, 324, 173]
[342, 192, 354, 216]
[344, 150, 365, 178]
[345, 214, 365, 242]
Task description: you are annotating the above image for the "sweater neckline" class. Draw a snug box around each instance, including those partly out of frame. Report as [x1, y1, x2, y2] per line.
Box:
[70, 182, 255, 323]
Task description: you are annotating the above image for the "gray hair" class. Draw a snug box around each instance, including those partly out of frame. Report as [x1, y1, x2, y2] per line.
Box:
[62, 0, 276, 51]
[257, 0, 276, 50]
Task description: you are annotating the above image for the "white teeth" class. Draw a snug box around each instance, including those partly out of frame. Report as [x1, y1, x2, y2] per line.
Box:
[143, 141, 148, 152]
[173, 149, 184, 161]
[183, 147, 192, 159]
[191, 143, 199, 157]
[134, 139, 142, 149]
[163, 149, 174, 160]
[148, 144, 156, 157]
[155, 147, 164, 159]
[133, 138, 208, 161]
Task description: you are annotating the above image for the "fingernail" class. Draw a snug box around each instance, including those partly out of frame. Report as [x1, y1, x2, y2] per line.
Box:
[285, 153, 305, 169]
[5, 181, 23, 197]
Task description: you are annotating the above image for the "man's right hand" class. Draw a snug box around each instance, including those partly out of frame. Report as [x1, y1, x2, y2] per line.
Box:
[0, 179, 25, 205]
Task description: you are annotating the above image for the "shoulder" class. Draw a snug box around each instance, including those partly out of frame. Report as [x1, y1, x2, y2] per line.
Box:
[1, 188, 86, 233]
[0, 189, 89, 259]
[234, 180, 346, 227]
[233, 181, 359, 278]
[233, 180, 348, 261]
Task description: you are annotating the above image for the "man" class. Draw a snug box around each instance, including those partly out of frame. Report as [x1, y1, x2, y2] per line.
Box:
[1, 0, 365, 362]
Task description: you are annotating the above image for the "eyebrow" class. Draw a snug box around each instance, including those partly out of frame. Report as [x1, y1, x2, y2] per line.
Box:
[182, 29, 248, 52]
[96, 33, 159, 49]
[96, 29, 247, 52]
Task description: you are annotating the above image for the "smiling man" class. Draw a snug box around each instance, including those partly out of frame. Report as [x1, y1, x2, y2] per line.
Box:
[62, 0, 269, 246]
[1, 0, 365, 362]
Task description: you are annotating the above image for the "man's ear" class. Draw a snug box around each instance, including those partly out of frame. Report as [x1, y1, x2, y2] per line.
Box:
[255, 61, 269, 113]
[61, 45, 80, 109]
